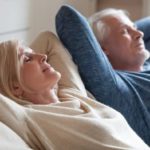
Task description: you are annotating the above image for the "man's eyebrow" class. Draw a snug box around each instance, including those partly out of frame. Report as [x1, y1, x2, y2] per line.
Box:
[119, 24, 128, 29]
[120, 23, 137, 29]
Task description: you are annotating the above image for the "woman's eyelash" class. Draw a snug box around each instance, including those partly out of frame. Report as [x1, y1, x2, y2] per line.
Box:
[24, 56, 32, 62]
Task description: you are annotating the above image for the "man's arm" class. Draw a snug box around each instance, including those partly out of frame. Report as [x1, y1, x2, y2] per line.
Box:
[56, 5, 120, 102]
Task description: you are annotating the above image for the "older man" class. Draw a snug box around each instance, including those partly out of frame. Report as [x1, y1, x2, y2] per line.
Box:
[56, 6, 150, 145]
[88, 8, 150, 72]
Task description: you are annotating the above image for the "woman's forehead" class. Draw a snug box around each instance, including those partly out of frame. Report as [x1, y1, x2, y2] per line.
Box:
[18, 46, 33, 58]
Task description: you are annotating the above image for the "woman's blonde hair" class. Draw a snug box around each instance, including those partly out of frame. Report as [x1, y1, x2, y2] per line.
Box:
[0, 40, 25, 104]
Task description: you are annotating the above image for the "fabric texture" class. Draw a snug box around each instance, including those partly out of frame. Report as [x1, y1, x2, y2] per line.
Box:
[55, 5, 150, 145]
[0, 31, 150, 149]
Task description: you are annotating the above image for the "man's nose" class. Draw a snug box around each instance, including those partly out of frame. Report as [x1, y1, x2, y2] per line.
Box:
[134, 29, 144, 40]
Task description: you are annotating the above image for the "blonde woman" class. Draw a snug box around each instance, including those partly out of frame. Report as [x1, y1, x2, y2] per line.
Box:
[0, 31, 149, 149]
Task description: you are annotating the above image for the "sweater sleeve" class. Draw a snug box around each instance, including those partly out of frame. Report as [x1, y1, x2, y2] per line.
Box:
[55, 5, 120, 103]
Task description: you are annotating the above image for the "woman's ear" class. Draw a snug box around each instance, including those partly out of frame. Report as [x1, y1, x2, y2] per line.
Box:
[11, 82, 23, 97]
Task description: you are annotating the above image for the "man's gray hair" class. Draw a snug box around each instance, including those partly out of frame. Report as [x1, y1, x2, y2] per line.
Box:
[88, 8, 129, 44]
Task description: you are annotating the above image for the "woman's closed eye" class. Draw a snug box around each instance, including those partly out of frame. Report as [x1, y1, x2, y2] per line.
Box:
[24, 55, 33, 63]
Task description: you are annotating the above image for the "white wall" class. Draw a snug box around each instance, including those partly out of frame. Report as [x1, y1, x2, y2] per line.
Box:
[0, 0, 31, 43]
[64, 0, 97, 17]
[0, 0, 97, 44]
[29, 0, 97, 43]
[0, 0, 149, 44]
[29, 0, 65, 43]
[143, 0, 150, 17]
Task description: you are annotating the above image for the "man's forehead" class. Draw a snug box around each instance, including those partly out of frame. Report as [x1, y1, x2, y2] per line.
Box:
[104, 15, 134, 28]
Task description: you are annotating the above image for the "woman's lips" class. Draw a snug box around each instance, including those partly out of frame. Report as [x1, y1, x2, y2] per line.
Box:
[43, 65, 55, 73]
[43, 65, 51, 72]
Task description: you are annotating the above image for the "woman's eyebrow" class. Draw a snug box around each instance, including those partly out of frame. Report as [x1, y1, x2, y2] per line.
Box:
[18, 47, 33, 59]
[24, 47, 33, 53]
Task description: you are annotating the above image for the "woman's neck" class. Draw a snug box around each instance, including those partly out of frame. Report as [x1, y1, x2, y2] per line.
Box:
[22, 88, 59, 104]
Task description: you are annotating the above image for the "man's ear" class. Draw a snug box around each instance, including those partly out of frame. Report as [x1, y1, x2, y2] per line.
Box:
[11, 82, 23, 97]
